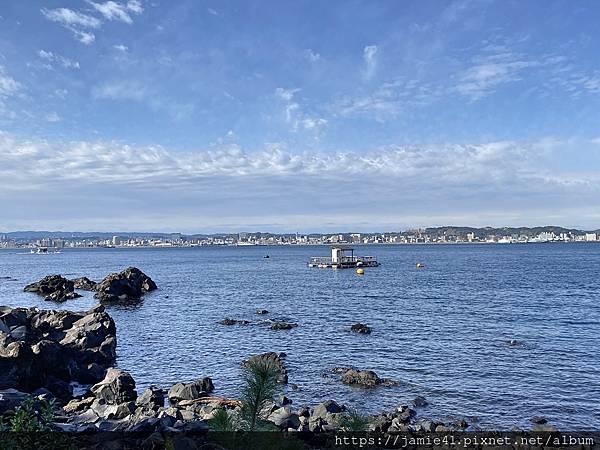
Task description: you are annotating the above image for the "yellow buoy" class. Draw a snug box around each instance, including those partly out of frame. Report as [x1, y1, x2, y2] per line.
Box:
[416, 263, 425, 269]
[356, 268, 365, 275]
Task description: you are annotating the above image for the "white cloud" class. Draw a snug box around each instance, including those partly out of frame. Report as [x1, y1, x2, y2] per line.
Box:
[363, 45, 378, 80]
[45, 112, 61, 122]
[38, 50, 80, 69]
[42, 3, 143, 44]
[113, 44, 129, 52]
[301, 118, 327, 131]
[275, 87, 300, 101]
[0, 66, 20, 96]
[74, 30, 96, 45]
[304, 49, 321, 62]
[87, 1, 142, 24]
[127, 0, 143, 14]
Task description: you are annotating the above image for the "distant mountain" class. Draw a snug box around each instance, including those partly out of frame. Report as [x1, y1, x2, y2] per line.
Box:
[422, 226, 590, 238]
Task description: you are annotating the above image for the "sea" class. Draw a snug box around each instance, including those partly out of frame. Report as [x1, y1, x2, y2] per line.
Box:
[1, 243, 599, 430]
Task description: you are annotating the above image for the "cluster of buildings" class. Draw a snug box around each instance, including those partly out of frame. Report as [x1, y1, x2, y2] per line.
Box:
[0, 229, 598, 249]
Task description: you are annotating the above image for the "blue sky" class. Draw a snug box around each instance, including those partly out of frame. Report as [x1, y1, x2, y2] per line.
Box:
[0, 0, 599, 232]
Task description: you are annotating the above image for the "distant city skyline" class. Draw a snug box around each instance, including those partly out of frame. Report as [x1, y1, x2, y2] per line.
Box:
[1, 1, 600, 231]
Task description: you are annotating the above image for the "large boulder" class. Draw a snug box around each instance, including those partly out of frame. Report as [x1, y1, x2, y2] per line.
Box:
[0, 333, 35, 390]
[59, 307, 117, 365]
[168, 378, 214, 406]
[24, 275, 82, 302]
[0, 305, 117, 396]
[242, 352, 288, 383]
[95, 267, 157, 303]
[91, 368, 137, 405]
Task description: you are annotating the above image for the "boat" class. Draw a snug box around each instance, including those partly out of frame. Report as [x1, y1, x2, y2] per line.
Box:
[308, 246, 380, 269]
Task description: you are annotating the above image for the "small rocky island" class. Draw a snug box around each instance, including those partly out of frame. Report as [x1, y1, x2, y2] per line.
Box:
[22, 267, 157, 304]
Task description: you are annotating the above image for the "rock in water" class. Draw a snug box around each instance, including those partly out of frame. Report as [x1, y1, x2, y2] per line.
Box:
[72, 277, 98, 291]
[243, 352, 288, 383]
[270, 322, 298, 330]
[91, 368, 137, 404]
[412, 395, 428, 407]
[350, 323, 372, 334]
[341, 369, 381, 387]
[332, 367, 398, 387]
[95, 267, 157, 303]
[218, 318, 250, 326]
[23, 275, 82, 302]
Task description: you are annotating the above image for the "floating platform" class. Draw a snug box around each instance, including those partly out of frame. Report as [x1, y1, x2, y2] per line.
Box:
[308, 246, 380, 269]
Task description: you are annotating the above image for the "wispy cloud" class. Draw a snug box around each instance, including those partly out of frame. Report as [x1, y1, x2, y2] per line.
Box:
[92, 81, 148, 101]
[41, 7, 101, 44]
[455, 52, 540, 100]
[363, 45, 378, 80]
[113, 44, 129, 53]
[92, 81, 194, 120]
[38, 50, 80, 69]
[332, 78, 442, 119]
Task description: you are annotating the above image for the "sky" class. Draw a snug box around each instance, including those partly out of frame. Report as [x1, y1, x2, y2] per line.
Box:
[0, 0, 599, 233]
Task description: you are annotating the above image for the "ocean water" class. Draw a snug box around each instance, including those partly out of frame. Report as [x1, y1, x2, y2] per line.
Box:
[1, 243, 599, 430]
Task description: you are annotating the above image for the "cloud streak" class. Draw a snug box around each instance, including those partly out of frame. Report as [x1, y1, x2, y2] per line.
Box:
[38, 50, 80, 69]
